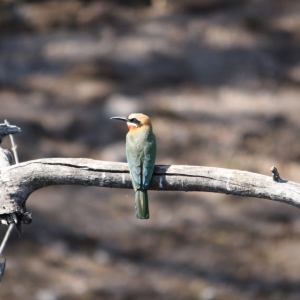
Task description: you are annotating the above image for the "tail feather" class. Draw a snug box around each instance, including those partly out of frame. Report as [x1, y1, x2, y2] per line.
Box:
[135, 190, 149, 219]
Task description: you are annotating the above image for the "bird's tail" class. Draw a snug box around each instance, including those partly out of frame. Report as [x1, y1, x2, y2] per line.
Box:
[135, 190, 149, 219]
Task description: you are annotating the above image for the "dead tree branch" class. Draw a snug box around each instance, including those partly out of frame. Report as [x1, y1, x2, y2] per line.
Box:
[0, 158, 300, 224]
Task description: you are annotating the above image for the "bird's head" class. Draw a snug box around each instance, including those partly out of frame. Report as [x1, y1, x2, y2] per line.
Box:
[111, 113, 152, 131]
[0, 123, 21, 144]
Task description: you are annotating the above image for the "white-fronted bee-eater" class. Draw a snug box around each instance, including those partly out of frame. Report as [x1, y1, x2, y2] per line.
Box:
[111, 113, 156, 219]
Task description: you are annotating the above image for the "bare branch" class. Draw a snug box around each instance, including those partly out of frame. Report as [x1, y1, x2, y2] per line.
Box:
[0, 158, 300, 223]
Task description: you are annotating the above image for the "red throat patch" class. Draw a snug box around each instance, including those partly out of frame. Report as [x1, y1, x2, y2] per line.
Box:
[127, 125, 137, 130]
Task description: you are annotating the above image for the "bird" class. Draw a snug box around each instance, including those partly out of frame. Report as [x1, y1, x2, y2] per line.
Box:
[0, 132, 12, 168]
[0, 147, 13, 168]
[111, 113, 156, 219]
[0, 123, 20, 168]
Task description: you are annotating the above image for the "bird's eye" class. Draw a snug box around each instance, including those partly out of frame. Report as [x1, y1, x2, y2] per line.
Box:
[130, 118, 139, 123]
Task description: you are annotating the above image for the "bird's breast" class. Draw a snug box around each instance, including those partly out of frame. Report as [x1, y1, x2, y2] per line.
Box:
[126, 127, 154, 151]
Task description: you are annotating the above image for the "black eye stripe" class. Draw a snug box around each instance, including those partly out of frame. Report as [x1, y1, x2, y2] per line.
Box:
[130, 118, 140, 124]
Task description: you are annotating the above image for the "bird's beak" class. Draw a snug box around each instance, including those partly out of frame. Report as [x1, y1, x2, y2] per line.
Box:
[0, 124, 22, 135]
[110, 116, 128, 122]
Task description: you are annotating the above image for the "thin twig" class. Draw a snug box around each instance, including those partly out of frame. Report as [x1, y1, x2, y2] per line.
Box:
[0, 223, 14, 255]
[4, 119, 19, 164]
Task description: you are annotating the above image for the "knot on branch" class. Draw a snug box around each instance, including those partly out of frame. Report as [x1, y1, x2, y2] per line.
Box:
[270, 166, 281, 182]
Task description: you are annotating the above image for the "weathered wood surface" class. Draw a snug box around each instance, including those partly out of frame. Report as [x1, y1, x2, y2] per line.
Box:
[0, 158, 299, 224]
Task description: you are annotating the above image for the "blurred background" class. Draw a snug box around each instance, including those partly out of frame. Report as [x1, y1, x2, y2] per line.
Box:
[1, 0, 300, 299]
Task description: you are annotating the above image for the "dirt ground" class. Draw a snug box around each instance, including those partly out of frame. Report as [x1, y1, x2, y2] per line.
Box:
[1, 0, 300, 299]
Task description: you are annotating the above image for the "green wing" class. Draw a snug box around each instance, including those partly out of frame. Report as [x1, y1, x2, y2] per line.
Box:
[142, 132, 156, 189]
[126, 148, 142, 190]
